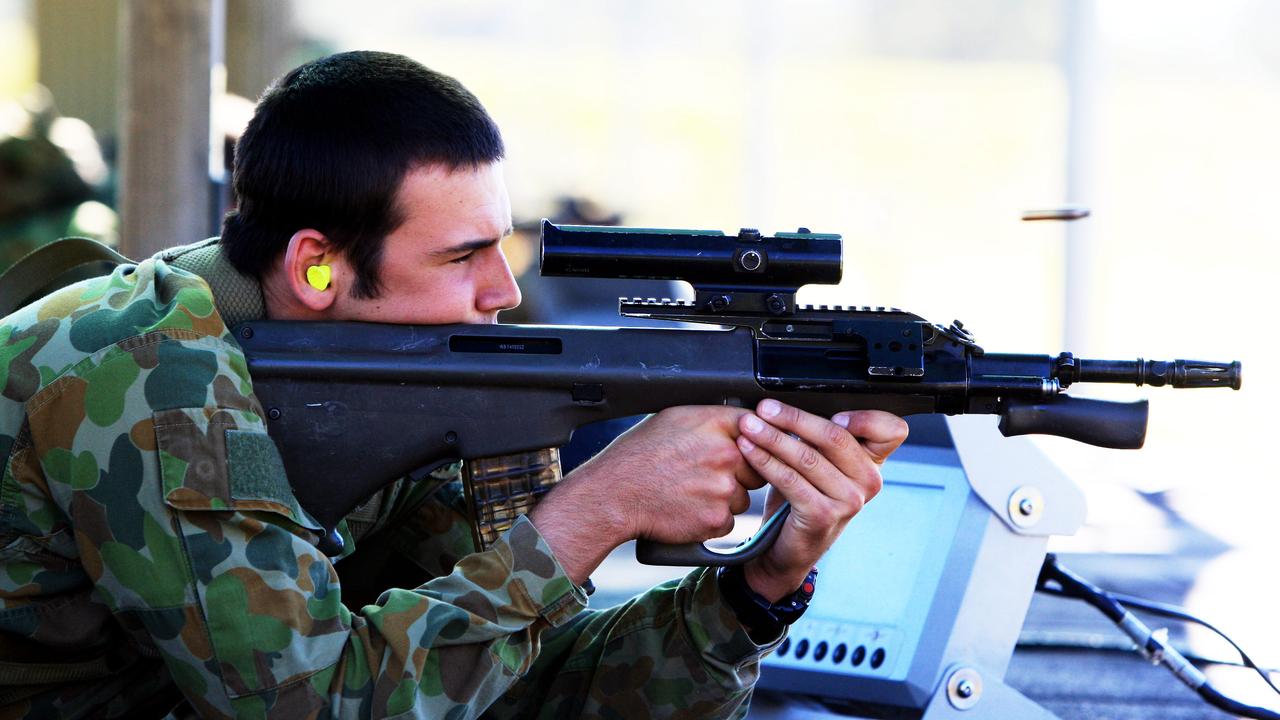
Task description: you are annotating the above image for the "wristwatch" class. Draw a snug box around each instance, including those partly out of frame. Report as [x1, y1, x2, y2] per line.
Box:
[717, 564, 817, 638]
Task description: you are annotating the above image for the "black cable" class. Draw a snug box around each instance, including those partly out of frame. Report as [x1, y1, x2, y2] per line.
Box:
[1109, 589, 1280, 697]
[1202, 683, 1280, 719]
[1037, 582, 1280, 696]
[1037, 552, 1125, 621]
[1038, 554, 1280, 720]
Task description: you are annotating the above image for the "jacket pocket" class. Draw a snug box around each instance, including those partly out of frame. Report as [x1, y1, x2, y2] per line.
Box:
[154, 407, 320, 533]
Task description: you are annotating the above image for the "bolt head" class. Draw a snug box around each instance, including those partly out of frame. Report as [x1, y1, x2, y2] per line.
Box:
[956, 680, 974, 698]
[1018, 498, 1036, 516]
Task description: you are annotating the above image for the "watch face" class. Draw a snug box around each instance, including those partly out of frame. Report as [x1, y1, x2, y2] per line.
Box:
[772, 568, 819, 620]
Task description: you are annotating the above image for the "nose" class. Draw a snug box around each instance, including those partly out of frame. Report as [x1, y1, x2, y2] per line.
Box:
[476, 246, 522, 314]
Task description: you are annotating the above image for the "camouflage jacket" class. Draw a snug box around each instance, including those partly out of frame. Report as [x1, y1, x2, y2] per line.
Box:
[0, 243, 776, 718]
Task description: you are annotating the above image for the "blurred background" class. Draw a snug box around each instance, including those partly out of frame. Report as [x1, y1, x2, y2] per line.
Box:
[2, 0, 1275, 713]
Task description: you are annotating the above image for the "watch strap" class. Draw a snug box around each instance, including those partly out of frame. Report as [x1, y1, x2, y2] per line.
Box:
[717, 564, 817, 638]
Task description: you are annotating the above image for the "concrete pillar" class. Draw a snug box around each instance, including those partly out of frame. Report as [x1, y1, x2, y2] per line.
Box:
[225, 0, 294, 101]
[117, 0, 214, 256]
[1062, 0, 1100, 354]
[34, 0, 120, 135]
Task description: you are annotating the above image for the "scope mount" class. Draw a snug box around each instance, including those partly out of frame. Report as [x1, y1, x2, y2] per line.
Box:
[621, 297, 965, 379]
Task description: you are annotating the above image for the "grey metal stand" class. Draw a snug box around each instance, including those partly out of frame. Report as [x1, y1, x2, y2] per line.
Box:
[754, 415, 1084, 719]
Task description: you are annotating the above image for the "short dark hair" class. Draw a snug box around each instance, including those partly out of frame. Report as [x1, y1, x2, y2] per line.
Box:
[221, 51, 504, 298]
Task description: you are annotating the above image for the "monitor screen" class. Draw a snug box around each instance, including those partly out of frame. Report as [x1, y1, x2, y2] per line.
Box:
[807, 475, 951, 627]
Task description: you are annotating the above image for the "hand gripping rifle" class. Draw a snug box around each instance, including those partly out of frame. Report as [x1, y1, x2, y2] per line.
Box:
[235, 222, 1241, 565]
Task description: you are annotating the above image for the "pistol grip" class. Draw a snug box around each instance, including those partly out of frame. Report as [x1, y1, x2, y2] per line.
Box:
[635, 503, 791, 566]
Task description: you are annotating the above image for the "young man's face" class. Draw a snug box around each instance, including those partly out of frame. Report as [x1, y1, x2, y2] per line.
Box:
[329, 161, 520, 325]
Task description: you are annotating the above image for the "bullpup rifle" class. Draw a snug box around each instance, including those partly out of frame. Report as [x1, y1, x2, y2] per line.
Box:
[235, 221, 1241, 565]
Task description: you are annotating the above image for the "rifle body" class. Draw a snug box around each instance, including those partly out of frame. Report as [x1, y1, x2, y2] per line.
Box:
[236, 311, 1218, 536]
[236, 221, 1239, 561]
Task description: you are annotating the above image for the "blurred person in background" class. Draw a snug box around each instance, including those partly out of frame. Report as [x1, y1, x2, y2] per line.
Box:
[0, 86, 117, 278]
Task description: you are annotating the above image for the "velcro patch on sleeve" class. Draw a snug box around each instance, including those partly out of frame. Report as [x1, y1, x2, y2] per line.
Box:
[222, 428, 320, 531]
[224, 429, 290, 503]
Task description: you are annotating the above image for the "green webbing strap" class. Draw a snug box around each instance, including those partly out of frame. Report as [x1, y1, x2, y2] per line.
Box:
[0, 655, 122, 705]
[0, 237, 132, 318]
[0, 656, 119, 685]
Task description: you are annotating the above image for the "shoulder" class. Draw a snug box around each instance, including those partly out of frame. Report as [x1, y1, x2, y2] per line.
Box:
[1, 258, 240, 410]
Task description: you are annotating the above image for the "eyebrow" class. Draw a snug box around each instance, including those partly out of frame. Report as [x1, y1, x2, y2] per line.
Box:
[428, 225, 514, 259]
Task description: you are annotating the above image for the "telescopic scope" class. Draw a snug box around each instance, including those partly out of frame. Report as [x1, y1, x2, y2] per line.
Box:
[540, 220, 843, 290]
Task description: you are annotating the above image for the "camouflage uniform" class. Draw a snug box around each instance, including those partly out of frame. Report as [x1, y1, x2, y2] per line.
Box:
[0, 241, 777, 718]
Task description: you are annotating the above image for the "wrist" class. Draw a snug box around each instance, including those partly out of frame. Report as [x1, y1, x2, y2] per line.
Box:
[718, 564, 817, 642]
[743, 557, 810, 603]
[555, 462, 636, 547]
[526, 468, 630, 584]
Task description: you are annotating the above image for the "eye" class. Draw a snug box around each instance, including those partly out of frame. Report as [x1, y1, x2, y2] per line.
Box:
[450, 252, 475, 265]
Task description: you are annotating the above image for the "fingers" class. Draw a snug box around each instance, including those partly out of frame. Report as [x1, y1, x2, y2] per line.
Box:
[729, 483, 752, 515]
[832, 409, 910, 463]
[736, 421, 827, 508]
[670, 405, 769, 492]
[737, 400, 861, 502]
[733, 458, 768, 492]
[733, 403, 907, 601]
[760, 485, 786, 518]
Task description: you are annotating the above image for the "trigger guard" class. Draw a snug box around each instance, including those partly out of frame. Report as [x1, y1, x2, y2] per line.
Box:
[635, 503, 792, 566]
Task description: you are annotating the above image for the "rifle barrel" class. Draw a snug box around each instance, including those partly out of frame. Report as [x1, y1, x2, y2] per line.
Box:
[1076, 358, 1242, 390]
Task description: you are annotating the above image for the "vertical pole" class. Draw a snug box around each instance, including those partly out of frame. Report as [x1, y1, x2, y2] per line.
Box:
[1062, 0, 1100, 353]
[34, 0, 120, 136]
[219, 0, 295, 227]
[117, 0, 214, 258]
[225, 0, 295, 100]
[209, 0, 228, 233]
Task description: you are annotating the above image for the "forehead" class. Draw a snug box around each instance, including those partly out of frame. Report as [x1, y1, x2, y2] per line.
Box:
[391, 161, 511, 246]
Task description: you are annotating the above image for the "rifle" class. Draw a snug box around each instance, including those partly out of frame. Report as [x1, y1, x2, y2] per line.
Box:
[236, 221, 1241, 566]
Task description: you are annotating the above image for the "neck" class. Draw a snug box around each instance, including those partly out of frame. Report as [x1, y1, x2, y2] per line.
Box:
[261, 267, 317, 321]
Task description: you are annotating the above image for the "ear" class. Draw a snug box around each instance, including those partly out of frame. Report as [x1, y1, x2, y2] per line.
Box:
[281, 229, 340, 313]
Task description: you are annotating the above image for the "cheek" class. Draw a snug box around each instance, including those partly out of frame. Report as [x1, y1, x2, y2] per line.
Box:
[401, 279, 475, 323]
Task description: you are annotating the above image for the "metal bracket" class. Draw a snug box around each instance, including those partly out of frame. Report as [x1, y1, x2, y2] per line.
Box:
[865, 321, 926, 377]
[946, 416, 1085, 537]
[922, 663, 1061, 719]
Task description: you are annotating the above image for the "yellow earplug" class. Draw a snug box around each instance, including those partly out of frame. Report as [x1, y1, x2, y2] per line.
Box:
[306, 265, 331, 291]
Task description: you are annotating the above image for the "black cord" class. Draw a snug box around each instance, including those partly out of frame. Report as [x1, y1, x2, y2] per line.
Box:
[1037, 582, 1280, 696]
[1201, 683, 1280, 719]
[1038, 554, 1280, 720]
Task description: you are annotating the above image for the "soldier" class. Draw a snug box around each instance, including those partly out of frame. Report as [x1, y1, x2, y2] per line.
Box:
[0, 87, 117, 281]
[0, 52, 907, 718]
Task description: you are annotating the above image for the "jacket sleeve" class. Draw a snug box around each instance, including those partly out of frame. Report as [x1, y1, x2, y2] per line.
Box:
[379, 479, 783, 720]
[482, 567, 782, 720]
[31, 328, 587, 719]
